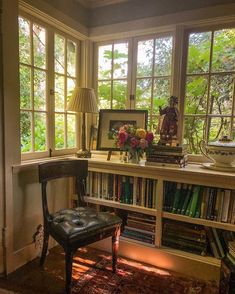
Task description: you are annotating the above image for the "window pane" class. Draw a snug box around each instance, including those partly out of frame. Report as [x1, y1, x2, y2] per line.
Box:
[55, 114, 65, 149]
[185, 76, 208, 114]
[113, 80, 127, 109]
[187, 32, 211, 74]
[19, 17, 31, 64]
[209, 74, 234, 115]
[67, 40, 76, 77]
[154, 37, 173, 76]
[212, 29, 235, 72]
[33, 24, 46, 69]
[67, 77, 76, 106]
[208, 117, 231, 141]
[136, 78, 151, 110]
[34, 69, 46, 110]
[55, 74, 65, 111]
[113, 43, 128, 79]
[98, 45, 112, 80]
[20, 111, 32, 152]
[67, 114, 76, 148]
[184, 117, 205, 154]
[20, 65, 31, 109]
[153, 78, 170, 115]
[34, 112, 46, 151]
[137, 40, 154, 77]
[55, 34, 65, 74]
[98, 81, 111, 109]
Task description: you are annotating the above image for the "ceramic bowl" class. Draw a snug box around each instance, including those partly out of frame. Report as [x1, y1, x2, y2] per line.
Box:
[200, 136, 235, 167]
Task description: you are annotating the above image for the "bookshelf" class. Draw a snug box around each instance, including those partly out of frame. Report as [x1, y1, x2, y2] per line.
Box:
[82, 155, 235, 283]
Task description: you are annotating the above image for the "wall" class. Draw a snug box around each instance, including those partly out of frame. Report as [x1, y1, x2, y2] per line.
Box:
[89, 0, 235, 27]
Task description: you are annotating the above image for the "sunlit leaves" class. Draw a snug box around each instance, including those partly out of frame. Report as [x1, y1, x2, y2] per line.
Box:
[20, 65, 31, 109]
[113, 80, 127, 109]
[33, 24, 46, 69]
[208, 117, 231, 142]
[137, 40, 154, 77]
[185, 76, 208, 114]
[184, 117, 205, 154]
[98, 81, 111, 109]
[212, 29, 235, 72]
[34, 70, 46, 110]
[55, 34, 65, 74]
[67, 40, 76, 77]
[136, 79, 151, 110]
[155, 37, 173, 76]
[187, 32, 211, 74]
[55, 75, 65, 112]
[113, 43, 128, 79]
[20, 111, 32, 152]
[209, 74, 234, 115]
[98, 45, 112, 80]
[34, 113, 46, 151]
[67, 114, 76, 148]
[19, 17, 30, 64]
[153, 78, 170, 115]
[55, 114, 65, 149]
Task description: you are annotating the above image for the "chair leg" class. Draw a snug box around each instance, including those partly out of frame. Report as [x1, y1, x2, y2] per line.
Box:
[40, 229, 49, 267]
[112, 225, 120, 273]
[65, 250, 74, 294]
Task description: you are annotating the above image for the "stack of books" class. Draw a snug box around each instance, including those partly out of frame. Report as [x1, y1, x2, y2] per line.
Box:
[121, 211, 156, 245]
[146, 144, 188, 168]
[227, 241, 235, 265]
[162, 219, 208, 256]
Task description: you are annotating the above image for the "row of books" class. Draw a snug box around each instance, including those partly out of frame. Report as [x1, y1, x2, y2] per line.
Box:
[146, 144, 188, 168]
[121, 211, 156, 245]
[162, 219, 235, 259]
[86, 171, 157, 209]
[163, 181, 235, 223]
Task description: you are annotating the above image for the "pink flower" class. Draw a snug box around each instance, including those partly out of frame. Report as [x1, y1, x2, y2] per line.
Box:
[139, 138, 148, 149]
[146, 132, 154, 143]
[118, 131, 128, 144]
[130, 137, 139, 148]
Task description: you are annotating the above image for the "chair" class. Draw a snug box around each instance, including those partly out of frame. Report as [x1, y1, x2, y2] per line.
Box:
[38, 159, 122, 294]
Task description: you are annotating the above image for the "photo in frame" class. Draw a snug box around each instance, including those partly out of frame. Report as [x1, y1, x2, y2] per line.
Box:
[97, 109, 148, 150]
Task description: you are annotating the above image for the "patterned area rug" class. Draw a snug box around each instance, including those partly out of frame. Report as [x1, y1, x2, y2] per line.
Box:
[0, 246, 218, 294]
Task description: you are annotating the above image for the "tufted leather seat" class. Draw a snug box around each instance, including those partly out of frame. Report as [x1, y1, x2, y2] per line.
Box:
[38, 159, 122, 294]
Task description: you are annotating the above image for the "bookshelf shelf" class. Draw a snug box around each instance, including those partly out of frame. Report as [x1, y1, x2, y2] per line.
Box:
[81, 155, 235, 283]
[163, 212, 235, 232]
[84, 196, 157, 216]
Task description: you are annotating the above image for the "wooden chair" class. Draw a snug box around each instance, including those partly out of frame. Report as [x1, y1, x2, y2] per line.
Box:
[38, 159, 122, 294]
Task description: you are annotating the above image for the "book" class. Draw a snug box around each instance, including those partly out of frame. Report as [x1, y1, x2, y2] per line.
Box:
[151, 144, 187, 153]
[222, 190, 231, 223]
[188, 186, 201, 217]
[177, 183, 188, 214]
[172, 183, 182, 213]
[146, 161, 186, 168]
[180, 184, 193, 215]
[205, 226, 221, 259]
[212, 227, 225, 258]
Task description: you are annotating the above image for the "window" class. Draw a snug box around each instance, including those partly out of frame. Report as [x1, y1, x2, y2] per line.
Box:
[96, 35, 174, 134]
[19, 15, 80, 159]
[184, 27, 235, 154]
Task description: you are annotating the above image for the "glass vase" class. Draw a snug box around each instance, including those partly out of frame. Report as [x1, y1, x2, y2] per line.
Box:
[129, 150, 140, 164]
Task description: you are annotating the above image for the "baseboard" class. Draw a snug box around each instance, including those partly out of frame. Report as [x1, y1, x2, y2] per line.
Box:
[89, 237, 220, 284]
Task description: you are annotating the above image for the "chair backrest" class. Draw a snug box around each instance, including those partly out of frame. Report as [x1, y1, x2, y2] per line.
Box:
[38, 159, 88, 222]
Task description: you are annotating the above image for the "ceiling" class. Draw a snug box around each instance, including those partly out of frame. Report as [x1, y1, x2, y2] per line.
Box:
[76, 0, 131, 8]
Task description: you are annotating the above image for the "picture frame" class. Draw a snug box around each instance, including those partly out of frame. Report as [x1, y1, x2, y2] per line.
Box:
[97, 109, 148, 150]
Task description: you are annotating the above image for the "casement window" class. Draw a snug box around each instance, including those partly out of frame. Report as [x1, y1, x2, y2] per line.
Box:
[95, 34, 174, 133]
[183, 27, 235, 154]
[95, 26, 235, 156]
[19, 15, 80, 159]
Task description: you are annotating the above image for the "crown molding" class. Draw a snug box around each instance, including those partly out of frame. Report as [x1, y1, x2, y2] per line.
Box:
[19, 0, 88, 40]
[77, 0, 130, 8]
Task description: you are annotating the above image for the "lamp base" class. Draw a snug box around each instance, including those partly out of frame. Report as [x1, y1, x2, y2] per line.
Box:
[76, 149, 91, 158]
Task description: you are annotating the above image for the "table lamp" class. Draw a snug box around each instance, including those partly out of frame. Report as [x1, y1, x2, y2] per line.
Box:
[67, 87, 98, 158]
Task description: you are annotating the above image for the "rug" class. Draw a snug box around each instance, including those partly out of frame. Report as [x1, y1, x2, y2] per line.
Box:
[0, 246, 219, 294]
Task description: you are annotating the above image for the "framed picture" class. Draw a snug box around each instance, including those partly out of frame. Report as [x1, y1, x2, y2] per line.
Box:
[97, 109, 148, 150]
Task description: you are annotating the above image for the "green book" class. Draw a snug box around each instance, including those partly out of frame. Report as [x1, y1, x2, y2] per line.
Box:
[124, 176, 131, 204]
[188, 186, 201, 217]
[172, 183, 182, 214]
[184, 185, 193, 216]
[194, 187, 204, 218]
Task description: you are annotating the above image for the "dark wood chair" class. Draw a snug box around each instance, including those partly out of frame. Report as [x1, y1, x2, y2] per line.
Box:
[38, 159, 122, 294]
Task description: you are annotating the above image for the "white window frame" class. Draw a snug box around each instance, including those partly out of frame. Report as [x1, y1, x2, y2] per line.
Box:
[19, 12, 81, 161]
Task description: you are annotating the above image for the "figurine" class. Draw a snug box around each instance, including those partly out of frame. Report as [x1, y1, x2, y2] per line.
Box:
[159, 96, 179, 145]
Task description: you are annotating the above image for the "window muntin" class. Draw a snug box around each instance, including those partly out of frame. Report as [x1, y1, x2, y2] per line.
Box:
[184, 28, 235, 154]
[19, 15, 79, 158]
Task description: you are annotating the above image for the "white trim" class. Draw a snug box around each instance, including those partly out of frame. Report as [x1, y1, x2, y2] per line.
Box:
[88, 4, 235, 41]
[19, 0, 88, 41]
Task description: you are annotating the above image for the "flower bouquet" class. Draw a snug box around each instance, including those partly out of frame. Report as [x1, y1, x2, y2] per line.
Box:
[111, 124, 154, 163]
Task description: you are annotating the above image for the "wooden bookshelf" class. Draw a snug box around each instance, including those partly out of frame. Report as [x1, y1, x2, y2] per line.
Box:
[83, 155, 235, 283]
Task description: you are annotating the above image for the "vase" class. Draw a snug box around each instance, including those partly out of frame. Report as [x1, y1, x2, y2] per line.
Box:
[129, 150, 140, 164]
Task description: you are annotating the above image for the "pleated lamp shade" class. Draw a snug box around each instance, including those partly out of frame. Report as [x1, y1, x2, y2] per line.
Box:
[67, 87, 98, 113]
